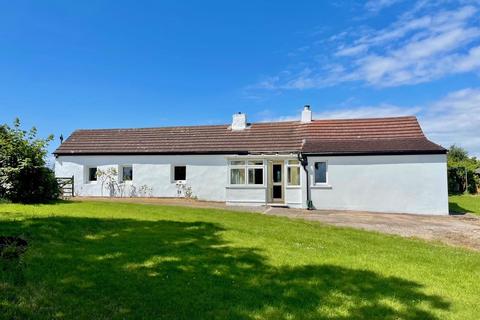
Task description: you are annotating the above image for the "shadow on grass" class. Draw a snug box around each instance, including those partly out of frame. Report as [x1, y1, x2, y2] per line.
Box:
[0, 217, 450, 319]
[35, 199, 76, 205]
[0, 199, 76, 206]
[449, 200, 472, 215]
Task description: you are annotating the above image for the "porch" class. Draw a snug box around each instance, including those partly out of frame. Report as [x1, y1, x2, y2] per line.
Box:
[225, 156, 304, 208]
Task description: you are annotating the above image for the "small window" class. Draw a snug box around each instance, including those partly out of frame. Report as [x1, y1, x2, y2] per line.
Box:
[230, 168, 245, 184]
[88, 167, 97, 181]
[174, 166, 186, 181]
[287, 160, 300, 186]
[122, 166, 133, 181]
[248, 168, 263, 185]
[314, 162, 327, 184]
[230, 160, 245, 166]
[273, 164, 282, 183]
[287, 167, 300, 185]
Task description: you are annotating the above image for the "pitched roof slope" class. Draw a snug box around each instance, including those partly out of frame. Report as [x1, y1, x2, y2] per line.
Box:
[54, 116, 445, 155]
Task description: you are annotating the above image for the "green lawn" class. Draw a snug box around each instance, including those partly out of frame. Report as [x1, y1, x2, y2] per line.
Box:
[0, 201, 479, 319]
[449, 194, 480, 215]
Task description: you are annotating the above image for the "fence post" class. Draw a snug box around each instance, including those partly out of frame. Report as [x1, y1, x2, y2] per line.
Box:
[71, 175, 74, 197]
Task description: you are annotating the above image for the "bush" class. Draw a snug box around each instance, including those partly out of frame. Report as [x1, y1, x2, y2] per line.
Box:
[0, 119, 59, 203]
[6, 167, 60, 203]
[447, 145, 479, 194]
[448, 167, 478, 194]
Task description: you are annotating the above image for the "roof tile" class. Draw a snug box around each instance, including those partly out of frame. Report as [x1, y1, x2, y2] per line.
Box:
[54, 116, 445, 155]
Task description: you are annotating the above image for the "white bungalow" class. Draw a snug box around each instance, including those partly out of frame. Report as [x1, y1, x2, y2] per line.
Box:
[54, 106, 449, 215]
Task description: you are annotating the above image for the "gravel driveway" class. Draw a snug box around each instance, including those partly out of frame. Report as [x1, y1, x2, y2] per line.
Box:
[78, 197, 480, 251]
[263, 208, 480, 251]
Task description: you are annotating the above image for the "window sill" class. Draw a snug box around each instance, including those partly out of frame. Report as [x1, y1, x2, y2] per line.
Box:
[226, 185, 266, 189]
[311, 184, 332, 189]
[286, 185, 301, 189]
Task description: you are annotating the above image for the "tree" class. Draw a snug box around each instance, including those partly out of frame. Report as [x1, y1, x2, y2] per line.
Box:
[0, 119, 59, 203]
[448, 145, 469, 162]
[447, 145, 479, 194]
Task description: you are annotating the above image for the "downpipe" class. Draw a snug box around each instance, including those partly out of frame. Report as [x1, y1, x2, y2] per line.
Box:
[298, 153, 314, 210]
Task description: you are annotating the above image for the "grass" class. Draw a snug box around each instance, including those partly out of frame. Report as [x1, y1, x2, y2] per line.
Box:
[0, 201, 479, 319]
[449, 194, 480, 215]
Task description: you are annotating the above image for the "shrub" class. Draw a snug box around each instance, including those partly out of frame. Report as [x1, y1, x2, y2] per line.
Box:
[0, 119, 59, 203]
[447, 145, 479, 194]
[96, 167, 118, 197]
[6, 167, 60, 203]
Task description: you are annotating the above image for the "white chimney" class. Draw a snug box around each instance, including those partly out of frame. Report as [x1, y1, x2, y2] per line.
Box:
[232, 112, 247, 130]
[301, 105, 312, 123]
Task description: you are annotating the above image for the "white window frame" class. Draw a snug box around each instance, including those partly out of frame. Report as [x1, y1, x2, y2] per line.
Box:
[228, 160, 265, 186]
[247, 160, 265, 185]
[120, 165, 133, 183]
[229, 160, 246, 186]
[172, 165, 187, 183]
[313, 161, 328, 186]
[286, 160, 301, 187]
[86, 166, 98, 184]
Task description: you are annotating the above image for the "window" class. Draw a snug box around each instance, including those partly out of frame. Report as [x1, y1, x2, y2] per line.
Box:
[230, 168, 245, 184]
[247, 160, 263, 185]
[122, 166, 133, 181]
[229, 160, 264, 185]
[88, 167, 97, 181]
[174, 166, 186, 181]
[248, 168, 263, 185]
[314, 162, 327, 184]
[230, 160, 245, 185]
[230, 160, 245, 166]
[287, 160, 300, 186]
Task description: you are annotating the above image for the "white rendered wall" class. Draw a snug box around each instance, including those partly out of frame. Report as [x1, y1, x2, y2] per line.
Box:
[306, 154, 449, 215]
[226, 187, 266, 206]
[55, 155, 300, 207]
[55, 153, 448, 214]
[55, 155, 229, 201]
[285, 187, 302, 208]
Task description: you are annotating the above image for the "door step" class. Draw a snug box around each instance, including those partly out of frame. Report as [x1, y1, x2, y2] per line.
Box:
[266, 203, 289, 208]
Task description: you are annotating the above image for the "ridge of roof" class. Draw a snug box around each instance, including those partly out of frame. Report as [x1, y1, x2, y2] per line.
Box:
[70, 116, 418, 132]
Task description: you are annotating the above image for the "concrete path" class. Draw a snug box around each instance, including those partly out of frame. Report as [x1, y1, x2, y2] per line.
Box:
[77, 197, 480, 251]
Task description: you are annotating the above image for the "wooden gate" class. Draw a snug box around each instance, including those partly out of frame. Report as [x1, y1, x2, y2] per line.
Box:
[56, 176, 74, 198]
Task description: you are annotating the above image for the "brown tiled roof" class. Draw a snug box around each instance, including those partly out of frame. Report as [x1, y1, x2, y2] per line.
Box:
[54, 116, 446, 155]
[301, 138, 445, 155]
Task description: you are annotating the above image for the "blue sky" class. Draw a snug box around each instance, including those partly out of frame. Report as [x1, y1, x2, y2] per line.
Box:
[1, 0, 479, 157]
